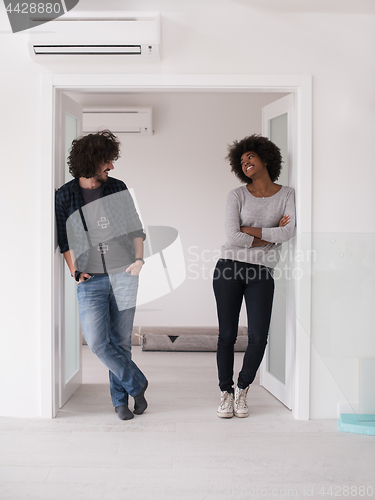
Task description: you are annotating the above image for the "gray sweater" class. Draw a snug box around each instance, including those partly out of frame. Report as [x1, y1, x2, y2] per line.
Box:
[221, 185, 296, 268]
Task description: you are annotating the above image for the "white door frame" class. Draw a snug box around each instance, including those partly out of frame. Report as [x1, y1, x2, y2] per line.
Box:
[40, 73, 312, 419]
[260, 93, 296, 409]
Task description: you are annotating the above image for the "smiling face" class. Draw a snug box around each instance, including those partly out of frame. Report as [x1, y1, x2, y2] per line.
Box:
[240, 151, 267, 180]
[95, 159, 114, 183]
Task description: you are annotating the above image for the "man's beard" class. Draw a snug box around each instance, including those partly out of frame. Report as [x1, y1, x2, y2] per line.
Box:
[95, 171, 109, 183]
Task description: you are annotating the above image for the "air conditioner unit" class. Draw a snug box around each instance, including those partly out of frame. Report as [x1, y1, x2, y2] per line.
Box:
[28, 12, 160, 58]
[82, 107, 153, 135]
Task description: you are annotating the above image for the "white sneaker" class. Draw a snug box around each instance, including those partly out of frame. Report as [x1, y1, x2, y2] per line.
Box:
[217, 391, 234, 418]
[234, 386, 249, 418]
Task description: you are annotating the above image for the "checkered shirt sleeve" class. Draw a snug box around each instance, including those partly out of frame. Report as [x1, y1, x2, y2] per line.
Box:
[55, 188, 72, 254]
[55, 177, 145, 256]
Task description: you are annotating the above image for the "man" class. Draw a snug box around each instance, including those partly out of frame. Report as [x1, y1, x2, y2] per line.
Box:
[55, 130, 148, 421]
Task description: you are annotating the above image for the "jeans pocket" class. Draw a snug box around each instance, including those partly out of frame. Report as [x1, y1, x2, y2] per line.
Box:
[77, 275, 93, 286]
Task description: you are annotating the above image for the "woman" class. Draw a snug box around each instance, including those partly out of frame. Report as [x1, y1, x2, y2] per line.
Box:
[213, 134, 295, 418]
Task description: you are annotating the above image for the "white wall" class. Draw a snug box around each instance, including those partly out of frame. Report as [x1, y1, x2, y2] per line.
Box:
[0, 0, 374, 418]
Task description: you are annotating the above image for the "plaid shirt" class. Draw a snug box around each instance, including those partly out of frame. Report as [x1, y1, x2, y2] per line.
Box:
[55, 177, 145, 272]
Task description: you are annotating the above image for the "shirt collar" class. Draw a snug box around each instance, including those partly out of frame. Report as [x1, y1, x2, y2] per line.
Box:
[71, 178, 80, 193]
[70, 178, 108, 193]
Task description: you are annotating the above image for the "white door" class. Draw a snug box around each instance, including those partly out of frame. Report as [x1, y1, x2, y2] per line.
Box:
[260, 94, 295, 409]
[53, 92, 83, 415]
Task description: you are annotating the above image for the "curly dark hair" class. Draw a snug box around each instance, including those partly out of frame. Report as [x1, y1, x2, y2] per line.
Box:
[68, 130, 121, 178]
[226, 134, 282, 184]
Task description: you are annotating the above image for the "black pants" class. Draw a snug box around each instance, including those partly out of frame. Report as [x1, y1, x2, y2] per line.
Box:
[213, 259, 275, 392]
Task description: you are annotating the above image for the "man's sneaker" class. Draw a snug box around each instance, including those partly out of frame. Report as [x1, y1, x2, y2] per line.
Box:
[217, 391, 234, 418]
[234, 386, 249, 418]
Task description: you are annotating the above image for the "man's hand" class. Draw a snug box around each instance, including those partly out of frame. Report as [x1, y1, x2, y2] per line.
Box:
[279, 215, 290, 227]
[77, 272, 92, 283]
[125, 260, 144, 276]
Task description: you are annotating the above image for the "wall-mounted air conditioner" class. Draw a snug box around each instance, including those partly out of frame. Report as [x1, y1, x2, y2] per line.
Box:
[28, 12, 160, 58]
[83, 107, 153, 135]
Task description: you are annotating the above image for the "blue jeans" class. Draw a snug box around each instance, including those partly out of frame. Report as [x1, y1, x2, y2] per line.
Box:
[77, 272, 147, 407]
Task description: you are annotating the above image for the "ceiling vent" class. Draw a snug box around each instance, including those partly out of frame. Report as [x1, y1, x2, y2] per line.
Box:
[28, 12, 160, 58]
[82, 107, 153, 135]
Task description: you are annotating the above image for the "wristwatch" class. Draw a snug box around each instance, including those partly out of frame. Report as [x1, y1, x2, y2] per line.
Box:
[135, 258, 145, 265]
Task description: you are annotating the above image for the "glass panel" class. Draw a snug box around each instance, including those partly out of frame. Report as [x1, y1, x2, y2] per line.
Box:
[267, 261, 287, 383]
[310, 233, 375, 421]
[267, 112, 288, 383]
[270, 113, 288, 185]
[278, 232, 375, 424]
[64, 112, 79, 383]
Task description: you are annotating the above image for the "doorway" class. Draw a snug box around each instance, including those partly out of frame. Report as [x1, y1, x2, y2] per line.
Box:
[40, 74, 312, 420]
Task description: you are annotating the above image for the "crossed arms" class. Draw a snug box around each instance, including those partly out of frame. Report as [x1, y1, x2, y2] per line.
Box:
[225, 188, 296, 248]
[240, 215, 290, 246]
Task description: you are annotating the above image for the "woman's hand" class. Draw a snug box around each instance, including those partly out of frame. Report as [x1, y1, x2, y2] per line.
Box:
[241, 226, 270, 244]
[279, 215, 290, 227]
[240, 226, 262, 239]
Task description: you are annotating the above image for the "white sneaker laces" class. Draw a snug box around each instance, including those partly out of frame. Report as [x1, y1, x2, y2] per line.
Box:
[220, 391, 233, 410]
[235, 387, 249, 410]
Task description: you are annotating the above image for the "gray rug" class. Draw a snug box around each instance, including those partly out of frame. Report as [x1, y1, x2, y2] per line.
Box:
[140, 326, 247, 352]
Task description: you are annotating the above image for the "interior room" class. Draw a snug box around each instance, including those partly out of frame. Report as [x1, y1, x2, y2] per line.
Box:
[1, 0, 374, 498]
[63, 90, 289, 327]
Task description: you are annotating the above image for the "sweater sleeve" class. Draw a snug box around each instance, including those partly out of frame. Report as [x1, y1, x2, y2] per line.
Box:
[225, 190, 254, 248]
[261, 188, 296, 244]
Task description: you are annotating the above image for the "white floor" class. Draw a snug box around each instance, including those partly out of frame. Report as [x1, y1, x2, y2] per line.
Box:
[0, 347, 374, 500]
